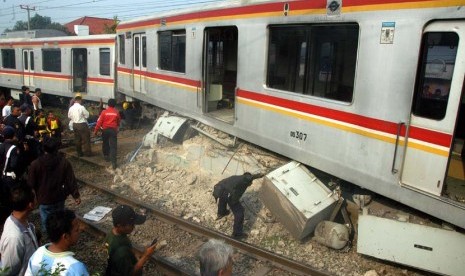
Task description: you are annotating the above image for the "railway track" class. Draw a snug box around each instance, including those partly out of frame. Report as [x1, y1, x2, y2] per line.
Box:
[66, 151, 331, 276]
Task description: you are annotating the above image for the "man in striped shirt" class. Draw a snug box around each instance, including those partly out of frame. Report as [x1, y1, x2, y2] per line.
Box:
[25, 209, 89, 276]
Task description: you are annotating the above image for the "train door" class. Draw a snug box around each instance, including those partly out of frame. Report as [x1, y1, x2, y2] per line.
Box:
[72, 48, 88, 93]
[401, 21, 465, 200]
[133, 34, 147, 94]
[203, 26, 237, 124]
[22, 50, 34, 87]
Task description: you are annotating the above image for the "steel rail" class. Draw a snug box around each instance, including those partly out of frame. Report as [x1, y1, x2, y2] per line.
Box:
[76, 214, 191, 275]
[77, 176, 331, 276]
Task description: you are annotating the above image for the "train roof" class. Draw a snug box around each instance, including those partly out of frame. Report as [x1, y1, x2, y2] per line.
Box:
[117, 0, 276, 31]
[116, 0, 465, 32]
[0, 33, 116, 46]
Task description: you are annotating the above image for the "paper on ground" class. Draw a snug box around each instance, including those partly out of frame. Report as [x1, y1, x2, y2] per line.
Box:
[83, 206, 112, 221]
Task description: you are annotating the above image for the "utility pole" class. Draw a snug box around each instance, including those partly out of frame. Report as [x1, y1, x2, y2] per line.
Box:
[20, 5, 36, 30]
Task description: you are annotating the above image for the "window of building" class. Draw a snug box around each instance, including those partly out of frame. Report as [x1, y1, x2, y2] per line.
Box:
[100, 48, 111, 76]
[1, 49, 16, 69]
[412, 32, 458, 120]
[158, 30, 186, 73]
[42, 49, 61, 72]
[118, 34, 125, 65]
[267, 24, 359, 102]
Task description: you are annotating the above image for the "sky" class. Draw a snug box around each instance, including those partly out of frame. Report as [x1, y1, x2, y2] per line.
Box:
[0, 0, 228, 34]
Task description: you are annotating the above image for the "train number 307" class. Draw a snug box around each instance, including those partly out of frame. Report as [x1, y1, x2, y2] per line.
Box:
[290, 131, 307, 141]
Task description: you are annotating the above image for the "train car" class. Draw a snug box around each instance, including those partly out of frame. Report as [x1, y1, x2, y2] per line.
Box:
[116, 0, 465, 232]
[0, 34, 116, 102]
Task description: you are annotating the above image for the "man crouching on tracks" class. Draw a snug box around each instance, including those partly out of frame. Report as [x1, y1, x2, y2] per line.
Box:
[213, 172, 263, 239]
[105, 205, 157, 276]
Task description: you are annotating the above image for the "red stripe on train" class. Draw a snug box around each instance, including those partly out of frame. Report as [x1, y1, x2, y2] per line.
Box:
[117, 67, 200, 87]
[118, 0, 435, 29]
[237, 89, 451, 148]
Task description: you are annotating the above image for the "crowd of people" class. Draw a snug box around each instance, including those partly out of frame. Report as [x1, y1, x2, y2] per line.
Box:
[0, 88, 242, 275]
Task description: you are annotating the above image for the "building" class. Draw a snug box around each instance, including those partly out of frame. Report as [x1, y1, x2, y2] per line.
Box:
[64, 17, 115, 35]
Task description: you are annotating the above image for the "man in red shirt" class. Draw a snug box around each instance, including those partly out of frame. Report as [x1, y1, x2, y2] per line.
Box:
[94, 98, 121, 169]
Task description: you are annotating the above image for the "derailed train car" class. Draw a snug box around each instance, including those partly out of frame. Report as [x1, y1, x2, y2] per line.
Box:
[115, 1, 465, 273]
[1, 0, 465, 273]
[0, 34, 115, 102]
[116, 0, 465, 227]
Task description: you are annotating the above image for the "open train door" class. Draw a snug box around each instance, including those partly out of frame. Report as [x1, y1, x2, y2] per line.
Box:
[22, 50, 34, 87]
[401, 21, 465, 198]
[203, 26, 237, 124]
[72, 48, 88, 93]
[133, 33, 147, 94]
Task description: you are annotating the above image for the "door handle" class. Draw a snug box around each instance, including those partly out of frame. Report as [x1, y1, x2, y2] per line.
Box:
[391, 121, 405, 174]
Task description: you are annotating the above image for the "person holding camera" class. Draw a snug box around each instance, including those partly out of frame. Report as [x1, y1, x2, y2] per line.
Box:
[105, 205, 157, 276]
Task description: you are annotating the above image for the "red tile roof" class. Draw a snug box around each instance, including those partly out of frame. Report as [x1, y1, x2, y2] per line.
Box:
[65, 17, 115, 35]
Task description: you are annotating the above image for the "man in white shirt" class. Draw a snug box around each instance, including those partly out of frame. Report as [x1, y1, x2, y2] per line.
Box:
[31, 88, 42, 116]
[0, 184, 39, 276]
[2, 96, 13, 119]
[68, 96, 92, 157]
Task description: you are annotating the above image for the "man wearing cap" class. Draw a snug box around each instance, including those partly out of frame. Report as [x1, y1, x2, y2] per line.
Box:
[28, 137, 81, 235]
[105, 205, 157, 276]
[68, 95, 92, 157]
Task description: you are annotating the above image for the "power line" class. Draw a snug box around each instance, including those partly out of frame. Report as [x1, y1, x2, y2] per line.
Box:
[20, 4, 36, 30]
[0, 0, 228, 30]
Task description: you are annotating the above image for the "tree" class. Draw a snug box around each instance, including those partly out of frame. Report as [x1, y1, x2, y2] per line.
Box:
[103, 16, 119, 34]
[5, 14, 69, 34]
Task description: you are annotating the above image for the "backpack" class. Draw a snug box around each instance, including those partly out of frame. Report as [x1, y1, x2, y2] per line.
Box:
[212, 183, 224, 202]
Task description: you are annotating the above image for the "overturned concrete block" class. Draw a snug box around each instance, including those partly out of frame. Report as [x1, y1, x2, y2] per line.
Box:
[260, 161, 339, 240]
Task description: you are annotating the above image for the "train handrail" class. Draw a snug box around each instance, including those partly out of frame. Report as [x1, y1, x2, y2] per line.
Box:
[391, 121, 405, 174]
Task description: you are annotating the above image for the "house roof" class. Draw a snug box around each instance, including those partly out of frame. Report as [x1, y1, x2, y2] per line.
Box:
[65, 16, 115, 35]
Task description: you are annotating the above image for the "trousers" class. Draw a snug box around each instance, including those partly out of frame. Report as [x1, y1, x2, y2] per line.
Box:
[102, 128, 117, 168]
[218, 194, 245, 236]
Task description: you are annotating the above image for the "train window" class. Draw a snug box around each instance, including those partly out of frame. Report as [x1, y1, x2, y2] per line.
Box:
[118, 34, 125, 65]
[30, 51, 34, 70]
[1, 49, 16, 69]
[24, 51, 28, 70]
[134, 36, 140, 67]
[42, 49, 61, 72]
[158, 30, 186, 73]
[267, 24, 359, 102]
[142, 36, 147, 68]
[99, 48, 111, 76]
[412, 32, 458, 120]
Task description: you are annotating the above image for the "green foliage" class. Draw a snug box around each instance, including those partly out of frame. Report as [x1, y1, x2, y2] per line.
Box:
[36, 261, 66, 276]
[0, 267, 11, 276]
[5, 14, 69, 34]
[103, 16, 119, 34]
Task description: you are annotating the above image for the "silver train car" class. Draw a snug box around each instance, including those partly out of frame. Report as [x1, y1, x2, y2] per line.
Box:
[1, 0, 465, 272]
[116, 0, 465, 230]
[0, 34, 115, 102]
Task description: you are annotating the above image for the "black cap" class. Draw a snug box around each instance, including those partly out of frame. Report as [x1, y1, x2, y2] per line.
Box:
[43, 137, 60, 153]
[112, 205, 146, 226]
[2, 126, 15, 139]
[20, 103, 30, 112]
